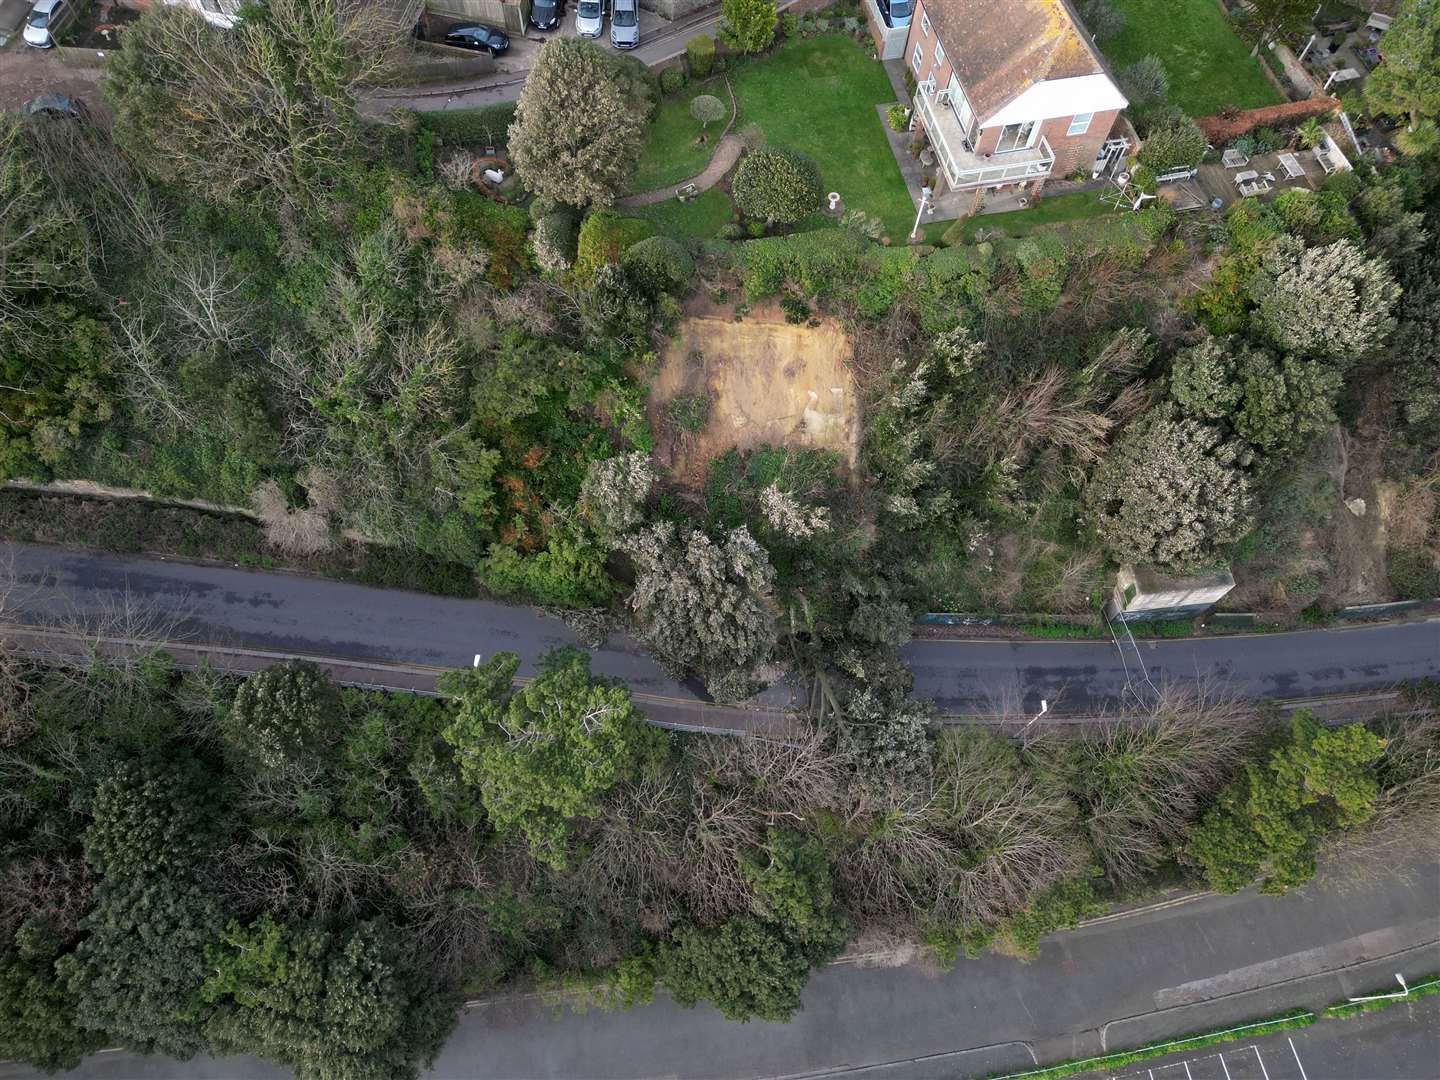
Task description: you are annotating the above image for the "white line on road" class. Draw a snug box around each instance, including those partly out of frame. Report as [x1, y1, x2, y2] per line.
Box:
[1254, 1045, 1272, 1080]
[1288, 1036, 1310, 1080]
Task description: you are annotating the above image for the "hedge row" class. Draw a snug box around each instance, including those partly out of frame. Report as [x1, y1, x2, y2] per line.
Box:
[1195, 97, 1340, 144]
[416, 102, 519, 149]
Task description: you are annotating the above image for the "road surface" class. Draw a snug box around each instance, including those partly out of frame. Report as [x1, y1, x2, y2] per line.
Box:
[4, 543, 1437, 716]
[4, 864, 1435, 1079]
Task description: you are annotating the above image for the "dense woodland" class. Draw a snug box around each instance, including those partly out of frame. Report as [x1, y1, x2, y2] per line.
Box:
[2, 0, 1439, 1075]
[2, 651, 1436, 1078]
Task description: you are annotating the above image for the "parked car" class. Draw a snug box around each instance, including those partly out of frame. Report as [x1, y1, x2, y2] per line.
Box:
[610, 0, 639, 48]
[575, 0, 604, 39]
[530, 0, 563, 30]
[443, 24, 510, 56]
[23, 0, 73, 48]
[23, 92, 88, 119]
[877, 0, 911, 28]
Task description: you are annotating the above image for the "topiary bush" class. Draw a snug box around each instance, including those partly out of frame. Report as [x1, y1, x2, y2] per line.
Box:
[731, 147, 823, 225]
[686, 34, 716, 78]
[660, 66, 688, 96]
[575, 211, 657, 280]
[690, 93, 728, 131]
[620, 235, 696, 296]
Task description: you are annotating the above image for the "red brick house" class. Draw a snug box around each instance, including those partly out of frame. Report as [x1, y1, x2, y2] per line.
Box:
[896, 0, 1128, 195]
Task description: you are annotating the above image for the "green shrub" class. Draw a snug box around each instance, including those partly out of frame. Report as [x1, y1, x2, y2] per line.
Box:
[738, 227, 870, 300]
[1387, 547, 1440, 600]
[732, 147, 823, 225]
[621, 235, 696, 296]
[886, 102, 910, 132]
[686, 34, 716, 77]
[575, 211, 656, 280]
[416, 103, 518, 149]
[660, 66, 688, 95]
[1137, 117, 1207, 171]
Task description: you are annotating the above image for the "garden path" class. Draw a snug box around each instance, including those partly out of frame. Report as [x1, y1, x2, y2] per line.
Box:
[618, 75, 740, 207]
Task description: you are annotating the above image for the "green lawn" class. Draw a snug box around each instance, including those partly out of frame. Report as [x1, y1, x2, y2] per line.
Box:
[624, 188, 736, 239]
[730, 35, 915, 238]
[629, 82, 736, 194]
[950, 192, 1118, 242]
[1101, 0, 1283, 116]
[632, 35, 916, 239]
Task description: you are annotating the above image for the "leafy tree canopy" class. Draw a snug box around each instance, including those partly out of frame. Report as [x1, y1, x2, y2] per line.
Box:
[510, 37, 655, 210]
[1085, 404, 1255, 573]
[1364, 0, 1440, 130]
[1186, 712, 1386, 894]
[440, 647, 661, 868]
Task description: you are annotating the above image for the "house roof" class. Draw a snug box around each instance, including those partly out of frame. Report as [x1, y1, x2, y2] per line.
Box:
[924, 0, 1109, 124]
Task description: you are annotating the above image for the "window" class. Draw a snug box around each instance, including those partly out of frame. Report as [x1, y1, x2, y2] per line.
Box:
[947, 76, 974, 145]
[912, 43, 923, 72]
[920, 10, 930, 34]
[933, 39, 945, 65]
[995, 120, 1037, 153]
[1067, 112, 1094, 136]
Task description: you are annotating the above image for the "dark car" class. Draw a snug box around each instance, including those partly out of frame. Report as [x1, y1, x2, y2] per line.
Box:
[530, 0, 562, 30]
[444, 24, 510, 55]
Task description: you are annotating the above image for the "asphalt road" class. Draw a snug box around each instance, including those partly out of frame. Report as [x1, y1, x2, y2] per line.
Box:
[5, 864, 1435, 1079]
[4, 543, 1437, 716]
[1096, 998, 1440, 1080]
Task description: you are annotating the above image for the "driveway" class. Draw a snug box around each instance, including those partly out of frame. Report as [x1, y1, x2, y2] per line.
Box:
[0, 38, 104, 114]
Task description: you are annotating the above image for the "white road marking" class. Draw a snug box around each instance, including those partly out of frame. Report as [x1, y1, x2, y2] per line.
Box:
[1254, 1045, 1272, 1080]
[1288, 1037, 1310, 1080]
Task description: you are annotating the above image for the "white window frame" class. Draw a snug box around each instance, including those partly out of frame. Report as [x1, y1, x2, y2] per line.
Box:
[933, 39, 945, 65]
[920, 10, 930, 35]
[1067, 111, 1094, 136]
[912, 42, 923, 72]
[995, 120, 1039, 154]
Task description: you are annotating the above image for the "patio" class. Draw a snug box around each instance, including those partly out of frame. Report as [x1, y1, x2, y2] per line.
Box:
[1180, 143, 1335, 211]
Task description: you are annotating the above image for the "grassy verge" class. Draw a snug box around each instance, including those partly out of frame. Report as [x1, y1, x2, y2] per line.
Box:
[630, 81, 736, 194]
[1101, 0, 1283, 116]
[624, 188, 735, 239]
[0, 489, 480, 599]
[1326, 975, 1440, 1019]
[952, 193, 1118, 243]
[988, 1010, 1316, 1080]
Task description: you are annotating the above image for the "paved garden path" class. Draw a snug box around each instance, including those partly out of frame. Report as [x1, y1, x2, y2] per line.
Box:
[617, 75, 740, 208]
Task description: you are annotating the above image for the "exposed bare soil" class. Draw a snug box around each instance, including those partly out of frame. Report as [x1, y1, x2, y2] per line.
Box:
[649, 297, 860, 487]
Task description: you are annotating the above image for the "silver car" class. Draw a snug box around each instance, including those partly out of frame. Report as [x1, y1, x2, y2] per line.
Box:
[575, 0, 603, 38]
[23, 0, 71, 47]
[610, 0, 639, 48]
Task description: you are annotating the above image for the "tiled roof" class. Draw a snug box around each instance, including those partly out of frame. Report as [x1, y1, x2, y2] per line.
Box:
[924, 0, 1106, 122]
